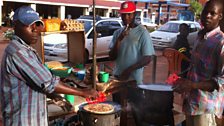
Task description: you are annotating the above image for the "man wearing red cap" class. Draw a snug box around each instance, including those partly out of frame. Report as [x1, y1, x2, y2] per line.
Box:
[109, 1, 155, 84]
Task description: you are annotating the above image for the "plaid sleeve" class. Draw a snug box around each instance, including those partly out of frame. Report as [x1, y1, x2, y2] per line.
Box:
[10, 49, 59, 93]
[213, 40, 224, 91]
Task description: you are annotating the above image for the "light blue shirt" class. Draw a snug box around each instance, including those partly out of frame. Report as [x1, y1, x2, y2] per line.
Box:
[109, 25, 155, 84]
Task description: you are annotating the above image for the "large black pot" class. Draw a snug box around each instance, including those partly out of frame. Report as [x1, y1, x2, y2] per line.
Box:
[78, 101, 121, 126]
[128, 84, 174, 126]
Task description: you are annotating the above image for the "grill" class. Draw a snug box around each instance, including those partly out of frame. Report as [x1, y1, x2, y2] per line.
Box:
[78, 101, 121, 126]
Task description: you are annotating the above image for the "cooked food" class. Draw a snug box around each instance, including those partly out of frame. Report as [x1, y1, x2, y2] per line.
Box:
[45, 61, 63, 69]
[53, 67, 68, 71]
[83, 103, 114, 114]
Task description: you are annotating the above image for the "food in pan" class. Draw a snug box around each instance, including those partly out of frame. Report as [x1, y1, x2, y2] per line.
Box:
[53, 67, 68, 71]
[45, 61, 63, 69]
[83, 103, 114, 114]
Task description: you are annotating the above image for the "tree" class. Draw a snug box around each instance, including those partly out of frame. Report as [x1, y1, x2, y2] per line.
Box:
[189, 0, 203, 21]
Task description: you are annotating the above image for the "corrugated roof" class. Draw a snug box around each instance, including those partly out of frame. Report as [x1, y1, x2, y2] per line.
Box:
[31, 0, 121, 7]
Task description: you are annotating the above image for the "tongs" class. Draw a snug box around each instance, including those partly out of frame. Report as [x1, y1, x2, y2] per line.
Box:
[85, 92, 109, 104]
[166, 73, 180, 85]
[166, 67, 190, 85]
[62, 78, 87, 89]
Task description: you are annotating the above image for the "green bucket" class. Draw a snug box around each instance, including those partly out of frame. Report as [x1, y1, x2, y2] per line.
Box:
[65, 95, 75, 104]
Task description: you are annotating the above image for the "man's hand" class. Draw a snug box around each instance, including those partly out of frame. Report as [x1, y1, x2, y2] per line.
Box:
[81, 89, 98, 99]
[117, 25, 130, 41]
[109, 26, 130, 60]
[118, 67, 132, 81]
[172, 78, 193, 93]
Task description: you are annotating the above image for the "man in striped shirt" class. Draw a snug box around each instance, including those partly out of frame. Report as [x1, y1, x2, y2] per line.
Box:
[0, 6, 98, 126]
[173, 0, 224, 126]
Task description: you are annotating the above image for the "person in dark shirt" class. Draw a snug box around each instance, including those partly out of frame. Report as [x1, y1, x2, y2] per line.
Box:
[173, 23, 191, 77]
[220, 11, 224, 32]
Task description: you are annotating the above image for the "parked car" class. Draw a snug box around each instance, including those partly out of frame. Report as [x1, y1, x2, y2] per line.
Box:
[44, 33, 67, 57]
[44, 18, 123, 62]
[78, 15, 102, 22]
[135, 16, 157, 29]
[150, 20, 201, 48]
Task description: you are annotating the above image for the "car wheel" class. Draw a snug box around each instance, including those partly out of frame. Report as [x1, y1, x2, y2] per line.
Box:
[84, 49, 89, 64]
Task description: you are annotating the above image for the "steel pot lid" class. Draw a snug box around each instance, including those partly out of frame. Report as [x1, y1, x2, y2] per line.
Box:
[138, 84, 173, 91]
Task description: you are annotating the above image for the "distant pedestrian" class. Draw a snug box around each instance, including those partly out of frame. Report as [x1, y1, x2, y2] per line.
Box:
[173, 23, 191, 77]
[220, 10, 224, 32]
[8, 9, 14, 26]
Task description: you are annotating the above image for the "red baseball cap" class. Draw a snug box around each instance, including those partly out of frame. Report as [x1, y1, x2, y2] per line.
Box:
[119, 1, 136, 13]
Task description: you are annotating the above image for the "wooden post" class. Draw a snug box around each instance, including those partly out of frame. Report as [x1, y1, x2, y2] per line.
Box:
[92, 0, 97, 89]
[152, 55, 157, 83]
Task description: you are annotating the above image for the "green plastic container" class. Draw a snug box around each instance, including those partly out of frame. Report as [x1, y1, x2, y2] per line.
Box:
[51, 67, 72, 78]
[98, 71, 109, 83]
[65, 95, 75, 104]
[75, 64, 84, 69]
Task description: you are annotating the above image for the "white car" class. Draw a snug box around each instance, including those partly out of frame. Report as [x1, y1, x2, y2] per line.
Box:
[79, 18, 123, 61]
[150, 20, 201, 48]
[44, 18, 123, 62]
[135, 17, 157, 29]
[44, 34, 68, 57]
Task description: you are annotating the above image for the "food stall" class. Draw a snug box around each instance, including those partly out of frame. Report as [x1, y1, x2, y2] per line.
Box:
[31, 2, 185, 125]
[30, 16, 186, 125]
[30, 16, 138, 126]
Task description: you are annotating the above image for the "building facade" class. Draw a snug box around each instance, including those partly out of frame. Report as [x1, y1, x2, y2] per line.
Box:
[0, 0, 205, 26]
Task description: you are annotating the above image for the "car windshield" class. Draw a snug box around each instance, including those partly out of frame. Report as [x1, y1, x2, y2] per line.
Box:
[143, 18, 152, 23]
[81, 20, 93, 33]
[157, 23, 179, 33]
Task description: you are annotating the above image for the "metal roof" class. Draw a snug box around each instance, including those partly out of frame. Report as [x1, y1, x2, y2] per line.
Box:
[3, 0, 122, 7]
[4, 0, 189, 7]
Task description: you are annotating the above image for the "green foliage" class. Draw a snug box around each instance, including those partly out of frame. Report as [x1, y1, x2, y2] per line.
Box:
[189, 0, 203, 20]
[3, 29, 14, 40]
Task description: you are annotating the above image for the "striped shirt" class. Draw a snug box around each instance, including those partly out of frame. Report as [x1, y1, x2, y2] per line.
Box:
[185, 27, 224, 118]
[0, 36, 60, 126]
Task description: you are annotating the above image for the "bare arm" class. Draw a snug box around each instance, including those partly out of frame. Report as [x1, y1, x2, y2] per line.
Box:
[54, 81, 98, 98]
[173, 79, 219, 93]
[192, 80, 219, 92]
[109, 26, 129, 60]
[119, 56, 152, 80]
[109, 37, 123, 60]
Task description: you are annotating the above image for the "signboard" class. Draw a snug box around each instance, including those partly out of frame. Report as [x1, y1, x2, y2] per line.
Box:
[177, 10, 194, 21]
